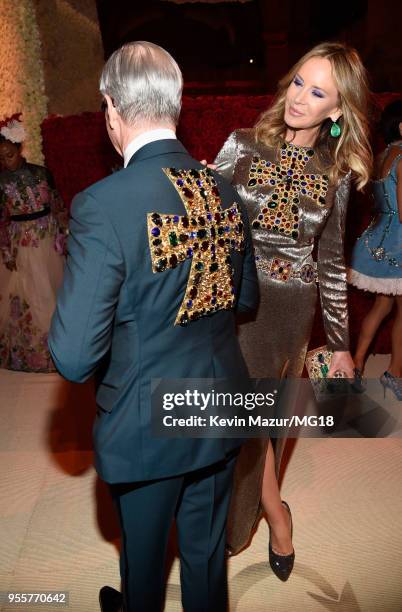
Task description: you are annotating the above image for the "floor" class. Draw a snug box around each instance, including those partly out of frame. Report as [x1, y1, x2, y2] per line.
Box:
[0, 354, 401, 611]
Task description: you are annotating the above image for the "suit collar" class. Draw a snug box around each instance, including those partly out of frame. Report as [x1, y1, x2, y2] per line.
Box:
[127, 139, 189, 167]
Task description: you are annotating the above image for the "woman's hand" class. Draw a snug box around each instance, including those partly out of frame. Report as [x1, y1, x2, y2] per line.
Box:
[200, 160, 217, 170]
[327, 351, 355, 378]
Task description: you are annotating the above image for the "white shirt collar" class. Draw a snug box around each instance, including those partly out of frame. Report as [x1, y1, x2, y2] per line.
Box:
[123, 128, 177, 168]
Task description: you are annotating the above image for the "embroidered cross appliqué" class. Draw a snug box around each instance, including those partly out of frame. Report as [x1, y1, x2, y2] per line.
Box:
[248, 142, 329, 239]
[147, 168, 245, 326]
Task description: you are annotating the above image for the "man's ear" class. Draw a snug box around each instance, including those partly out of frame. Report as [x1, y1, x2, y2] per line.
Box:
[105, 94, 118, 131]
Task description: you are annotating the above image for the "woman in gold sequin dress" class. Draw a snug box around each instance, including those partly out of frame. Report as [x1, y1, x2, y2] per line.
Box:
[214, 43, 372, 577]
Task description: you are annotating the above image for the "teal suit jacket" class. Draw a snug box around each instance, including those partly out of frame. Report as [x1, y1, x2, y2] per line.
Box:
[49, 139, 259, 483]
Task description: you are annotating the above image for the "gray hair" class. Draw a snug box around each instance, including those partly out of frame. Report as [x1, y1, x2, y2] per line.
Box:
[99, 41, 183, 126]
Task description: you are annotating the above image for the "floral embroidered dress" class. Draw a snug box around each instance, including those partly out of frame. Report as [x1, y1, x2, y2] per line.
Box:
[0, 162, 68, 372]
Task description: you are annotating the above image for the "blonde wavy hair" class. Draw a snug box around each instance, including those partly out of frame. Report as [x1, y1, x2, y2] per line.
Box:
[255, 42, 372, 190]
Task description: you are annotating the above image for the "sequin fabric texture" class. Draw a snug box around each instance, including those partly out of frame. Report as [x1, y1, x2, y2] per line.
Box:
[248, 142, 329, 238]
[147, 167, 245, 326]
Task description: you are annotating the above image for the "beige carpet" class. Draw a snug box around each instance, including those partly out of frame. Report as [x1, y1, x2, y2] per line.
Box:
[0, 356, 401, 612]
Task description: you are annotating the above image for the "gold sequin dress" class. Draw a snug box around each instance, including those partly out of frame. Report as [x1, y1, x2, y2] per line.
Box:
[215, 128, 351, 553]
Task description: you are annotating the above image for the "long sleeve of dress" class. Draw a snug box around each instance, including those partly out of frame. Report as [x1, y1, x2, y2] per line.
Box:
[45, 168, 69, 256]
[46, 169, 69, 232]
[214, 130, 239, 182]
[317, 171, 352, 351]
[0, 190, 8, 243]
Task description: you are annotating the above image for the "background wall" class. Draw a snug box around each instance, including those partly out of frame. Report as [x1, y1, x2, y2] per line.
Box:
[33, 0, 104, 116]
[1, 0, 400, 163]
[0, 0, 47, 164]
[0, 0, 103, 162]
[95, 0, 402, 94]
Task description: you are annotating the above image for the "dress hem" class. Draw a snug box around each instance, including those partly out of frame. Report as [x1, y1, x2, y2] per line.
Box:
[347, 268, 402, 295]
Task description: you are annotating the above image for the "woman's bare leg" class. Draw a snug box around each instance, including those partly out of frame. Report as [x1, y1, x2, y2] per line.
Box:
[353, 295, 394, 371]
[388, 295, 402, 377]
[261, 439, 293, 554]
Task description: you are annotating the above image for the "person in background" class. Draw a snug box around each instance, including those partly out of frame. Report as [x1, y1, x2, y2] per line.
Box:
[0, 114, 68, 372]
[348, 100, 402, 400]
[214, 42, 372, 580]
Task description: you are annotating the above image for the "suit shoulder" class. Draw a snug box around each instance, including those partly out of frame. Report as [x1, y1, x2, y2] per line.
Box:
[84, 167, 130, 199]
[84, 158, 176, 201]
[211, 169, 241, 205]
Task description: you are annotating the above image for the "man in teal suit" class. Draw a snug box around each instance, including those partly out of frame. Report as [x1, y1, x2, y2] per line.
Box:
[49, 41, 258, 612]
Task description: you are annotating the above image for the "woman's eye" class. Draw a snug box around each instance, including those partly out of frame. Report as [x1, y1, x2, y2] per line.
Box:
[293, 78, 302, 86]
[312, 90, 324, 98]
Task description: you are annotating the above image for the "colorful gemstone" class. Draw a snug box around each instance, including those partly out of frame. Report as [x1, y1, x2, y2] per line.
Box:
[151, 213, 162, 226]
[155, 258, 167, 272]
[169, 232, 178, 246]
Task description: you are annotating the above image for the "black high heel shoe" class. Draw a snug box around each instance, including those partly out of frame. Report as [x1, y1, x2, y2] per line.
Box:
[99, 586, 123, 612]
[269, 500, 295, 582]
[351, 367, 366, 394]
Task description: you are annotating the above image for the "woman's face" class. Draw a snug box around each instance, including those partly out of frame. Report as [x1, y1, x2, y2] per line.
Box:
[0, 141, 23, 171]
[284, 57, 341, 132]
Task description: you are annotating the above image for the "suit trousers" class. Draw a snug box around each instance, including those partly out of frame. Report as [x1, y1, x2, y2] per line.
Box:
[110, 451, 238, 612]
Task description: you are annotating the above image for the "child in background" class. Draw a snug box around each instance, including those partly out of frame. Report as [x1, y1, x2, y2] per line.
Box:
[0, 114, 68, 372]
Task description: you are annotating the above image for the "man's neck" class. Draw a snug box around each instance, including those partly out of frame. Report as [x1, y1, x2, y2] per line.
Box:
[122, 125, 177, 168]
[121, 123, 176, 154]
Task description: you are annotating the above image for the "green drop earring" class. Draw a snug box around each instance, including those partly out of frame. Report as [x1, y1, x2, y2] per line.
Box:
[330, 120, 341, 138]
